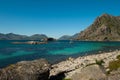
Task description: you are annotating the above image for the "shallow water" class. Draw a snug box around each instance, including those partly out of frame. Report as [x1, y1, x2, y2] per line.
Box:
[0, 40, 120, 68]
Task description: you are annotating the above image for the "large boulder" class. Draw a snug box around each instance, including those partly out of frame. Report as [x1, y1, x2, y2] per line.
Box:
[71, 65, 106, 80]
[0, 59, 50, 80]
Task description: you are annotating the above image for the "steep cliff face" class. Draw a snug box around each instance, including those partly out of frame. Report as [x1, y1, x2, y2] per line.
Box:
[77, 14, 120, 41]
[0, 59, 50, 80]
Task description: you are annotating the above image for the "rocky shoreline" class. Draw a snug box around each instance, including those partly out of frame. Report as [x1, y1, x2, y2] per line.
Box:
[0, 50, 120, 80]
[50, 50, 120, 80]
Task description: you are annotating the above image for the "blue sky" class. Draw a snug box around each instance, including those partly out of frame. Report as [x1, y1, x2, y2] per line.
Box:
[0, 0, 120, 38]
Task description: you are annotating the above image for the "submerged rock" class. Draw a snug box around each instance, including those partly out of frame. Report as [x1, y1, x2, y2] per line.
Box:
[0, 59, 50, 80]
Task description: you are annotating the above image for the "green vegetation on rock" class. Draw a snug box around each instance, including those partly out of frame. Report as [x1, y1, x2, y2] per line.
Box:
[63, 78, 72, 80]
[109, 55, 120, 71]
[117, 55, 120, 60]
[109, 60, 120, 71]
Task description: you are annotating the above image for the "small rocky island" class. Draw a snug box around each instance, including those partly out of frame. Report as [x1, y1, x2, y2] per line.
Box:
[12, 38, 55, 45]
[12, 41, 48, 44]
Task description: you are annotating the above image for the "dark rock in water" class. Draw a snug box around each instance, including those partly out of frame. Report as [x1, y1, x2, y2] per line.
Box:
[0, 59, 50, 80]
[47, 38, 55, 41]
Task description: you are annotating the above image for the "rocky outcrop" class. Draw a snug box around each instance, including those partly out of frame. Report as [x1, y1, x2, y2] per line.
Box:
[0, 59, 50, 80]
[50, 50, 120, 80]
[76, 14, 120, 41]
[68, 65, 120, 80]
[71, 65, 106, 80]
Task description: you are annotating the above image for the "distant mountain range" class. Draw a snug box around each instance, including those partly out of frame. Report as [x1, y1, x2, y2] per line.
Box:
[1, 14, 120, 41]
[58, 35, 71, 40]
[58, 33, 79, 40]
[59, 14, 120, 41]
[0, 33, 48, 40]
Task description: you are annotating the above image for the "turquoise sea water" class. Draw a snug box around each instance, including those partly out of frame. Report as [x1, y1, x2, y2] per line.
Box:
[0, 40, 120, 68]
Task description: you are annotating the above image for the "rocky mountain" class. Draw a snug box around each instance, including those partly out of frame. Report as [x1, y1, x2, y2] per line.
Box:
[0, 33, 48, 40]
[76, 14, 120, 41]
[29, 34, 48, 40]
[71, 33, 79, 39]
[58, 33, 79, 40]
[58, 35, 72, 40]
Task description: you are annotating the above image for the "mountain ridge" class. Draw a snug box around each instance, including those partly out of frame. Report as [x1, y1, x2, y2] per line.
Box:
[1, 13, 120, 41]
[76, 13, 120, 41]
[58, 33, 79, 40]
[58, 35, 72, 40]
[0, 33, 48, 40]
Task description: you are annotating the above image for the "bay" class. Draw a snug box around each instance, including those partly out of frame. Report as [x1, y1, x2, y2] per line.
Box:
[0, 40, 120, 68]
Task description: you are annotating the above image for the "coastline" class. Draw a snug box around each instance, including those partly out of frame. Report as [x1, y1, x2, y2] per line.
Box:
[0, 50, 120, 80]
[50, 50, 120, 79]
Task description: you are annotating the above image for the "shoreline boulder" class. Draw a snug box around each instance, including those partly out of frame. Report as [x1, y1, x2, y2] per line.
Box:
[0, 59, 50, 80]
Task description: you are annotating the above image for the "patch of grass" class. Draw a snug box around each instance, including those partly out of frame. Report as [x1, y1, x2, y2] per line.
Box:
[108, 59, 120, 71]
[107, 55, 120, 73]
